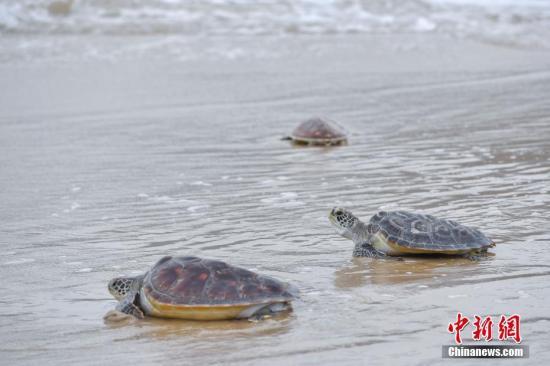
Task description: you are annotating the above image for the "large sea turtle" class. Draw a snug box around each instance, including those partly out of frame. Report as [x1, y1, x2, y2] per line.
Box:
[283, 117, 347, 146]
[329, 208, 495, 258]
[107, 256, 298, 320]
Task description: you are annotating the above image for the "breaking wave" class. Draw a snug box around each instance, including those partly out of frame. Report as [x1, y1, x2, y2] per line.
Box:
[1, 0, 550, 47]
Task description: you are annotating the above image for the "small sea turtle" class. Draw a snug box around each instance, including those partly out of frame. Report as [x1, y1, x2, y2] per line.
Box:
[329, 208, 495, 258]
[107, 256, 298, 320]
[283, 117, 347, 146]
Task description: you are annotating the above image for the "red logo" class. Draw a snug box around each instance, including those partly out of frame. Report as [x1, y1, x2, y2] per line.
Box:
[448, 313, 522, 344]
[472, 315, 493, 341]
[448, 312, 469, 344]
[498, 314, 521, 343]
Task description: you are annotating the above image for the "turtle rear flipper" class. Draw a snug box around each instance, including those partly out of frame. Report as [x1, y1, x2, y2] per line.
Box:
[463, 248, 492, 261]
[116, 292, 145, 319]
[246, 302, 291, 322]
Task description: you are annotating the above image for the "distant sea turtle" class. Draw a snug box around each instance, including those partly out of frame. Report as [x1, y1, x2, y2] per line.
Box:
[283, 117, 347, 146]
[329, 208, 495, 259]
[107, 256, 298, 320]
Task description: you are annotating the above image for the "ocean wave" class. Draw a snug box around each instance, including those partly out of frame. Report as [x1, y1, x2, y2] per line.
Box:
[1, 0, 550, 47]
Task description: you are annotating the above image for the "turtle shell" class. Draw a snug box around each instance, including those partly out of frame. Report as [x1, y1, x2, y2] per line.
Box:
[290, 117, 347, 145]
[140, 256, 297, 319]
[368, 211, 495, 254]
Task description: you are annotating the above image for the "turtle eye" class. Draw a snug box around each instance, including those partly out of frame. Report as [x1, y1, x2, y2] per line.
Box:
[335, 210, 343, 216]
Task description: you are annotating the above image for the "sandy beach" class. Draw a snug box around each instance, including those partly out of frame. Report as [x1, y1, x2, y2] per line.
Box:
[1, 19, 550, 366]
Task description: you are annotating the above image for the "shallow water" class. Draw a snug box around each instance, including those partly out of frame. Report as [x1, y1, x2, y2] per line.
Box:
[1, 35, 550, 365]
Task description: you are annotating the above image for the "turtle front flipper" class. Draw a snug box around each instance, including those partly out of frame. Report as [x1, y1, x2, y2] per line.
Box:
[353, 242, 387, 258]
[353, 242, 403, 261]
[116, 292, 145, 319]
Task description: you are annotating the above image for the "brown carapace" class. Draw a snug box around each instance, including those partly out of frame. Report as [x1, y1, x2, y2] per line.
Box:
[145, 256, 297, 306]
[286, 117, 347, 146]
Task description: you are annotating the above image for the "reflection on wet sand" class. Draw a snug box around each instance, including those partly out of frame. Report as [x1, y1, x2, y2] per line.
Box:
[334, 256, 481, 288]
[104, 311, 293, 340]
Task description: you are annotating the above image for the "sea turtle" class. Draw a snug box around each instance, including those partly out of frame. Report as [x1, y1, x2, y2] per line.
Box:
[107, 256, 298, 320]
[329, 208, 495, 259]
[283, 117, 347, 146]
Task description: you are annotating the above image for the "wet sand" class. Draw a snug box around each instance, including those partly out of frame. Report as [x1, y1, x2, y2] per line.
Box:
[1, 34, 550, 365]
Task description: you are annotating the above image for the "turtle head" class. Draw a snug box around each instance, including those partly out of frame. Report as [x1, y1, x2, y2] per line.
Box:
[108, 276, 139, 300]
[329, 207, 369, 244]
[329, 207, 360, 239]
